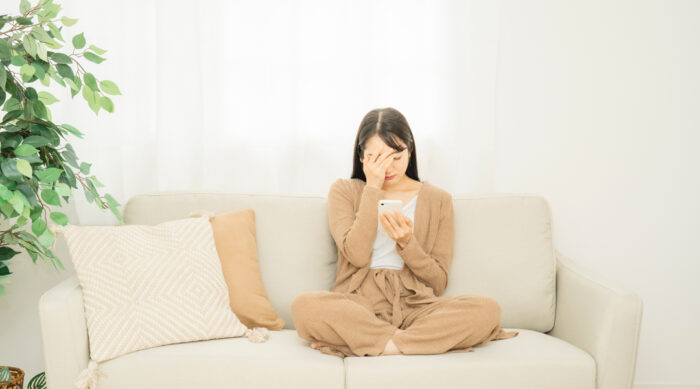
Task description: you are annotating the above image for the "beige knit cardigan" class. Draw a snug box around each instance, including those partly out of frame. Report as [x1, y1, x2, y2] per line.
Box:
[327, 178, 454, 296]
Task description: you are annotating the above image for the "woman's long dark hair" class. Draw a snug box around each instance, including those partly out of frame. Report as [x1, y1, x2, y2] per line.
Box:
[351, 107, 420, 182]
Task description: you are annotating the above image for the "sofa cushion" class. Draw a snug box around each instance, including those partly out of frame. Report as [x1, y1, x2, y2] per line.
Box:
[206, 208, 286, 330]
[344, 329, 594, 389]
[56, 216, 249, 362]
[93, 329, 593, 389]
[95, 330, 344, 389]
[445, 195, 556, 332]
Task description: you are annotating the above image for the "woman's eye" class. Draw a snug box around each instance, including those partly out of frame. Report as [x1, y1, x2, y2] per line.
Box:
[393, 157, 401, 160]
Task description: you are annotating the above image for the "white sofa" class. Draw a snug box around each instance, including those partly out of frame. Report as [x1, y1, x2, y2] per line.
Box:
[39, 190, 643, 389]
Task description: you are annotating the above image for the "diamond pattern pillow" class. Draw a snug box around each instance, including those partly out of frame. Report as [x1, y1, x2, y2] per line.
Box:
[51, 216, 267, 388]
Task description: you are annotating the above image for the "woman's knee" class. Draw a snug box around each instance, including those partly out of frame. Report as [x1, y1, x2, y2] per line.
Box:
[479, 295, 502, 325]
[290, 291, 332, 321]
[458, 295, 502, 325]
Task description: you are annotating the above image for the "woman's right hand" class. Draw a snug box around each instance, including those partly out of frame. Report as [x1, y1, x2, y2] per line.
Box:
[363, 149, 396, 189]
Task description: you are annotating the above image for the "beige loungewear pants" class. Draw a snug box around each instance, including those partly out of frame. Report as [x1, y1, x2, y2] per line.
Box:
[291, 267, 519, 358]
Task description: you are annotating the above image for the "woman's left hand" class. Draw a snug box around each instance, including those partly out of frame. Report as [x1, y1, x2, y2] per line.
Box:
[380, 210, 413, 248]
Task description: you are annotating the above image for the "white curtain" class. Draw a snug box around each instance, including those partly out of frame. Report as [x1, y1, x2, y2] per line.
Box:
[18, 0, 503, 225]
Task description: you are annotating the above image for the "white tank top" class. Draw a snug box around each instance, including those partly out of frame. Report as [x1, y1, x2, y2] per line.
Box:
[370, 194, 418, 270]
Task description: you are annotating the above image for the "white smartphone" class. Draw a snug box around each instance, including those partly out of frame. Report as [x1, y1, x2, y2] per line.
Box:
[378, 199, 403, 231]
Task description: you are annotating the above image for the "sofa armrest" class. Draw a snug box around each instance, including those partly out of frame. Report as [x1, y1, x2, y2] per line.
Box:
[547, 249, 643, 389]
[38, 275, 90, 389]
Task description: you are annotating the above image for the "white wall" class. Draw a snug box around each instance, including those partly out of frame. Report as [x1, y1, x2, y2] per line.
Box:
[0, 0, 697, 387]
[493, 2, 699, 387]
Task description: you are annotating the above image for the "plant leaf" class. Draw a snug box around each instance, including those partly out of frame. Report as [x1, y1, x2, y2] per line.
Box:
[100, 95, 113, 112]
[48, 22, 64, 42]
[32, 99, 48, 119]
[61, 16, 78, 26]
[36, 41, 48, 61]
[40, 188, 61, 206]
[2, 109, 23, 123]
[50, 211, 68, 226]
[56, 63, 74, 80]
[20, 0, 31, 15]
[60, 123, 84, 137]
[72, 32, 86, 49]
[83, 72, 98, 91]
[0, 66, 6, 91]
[14, 143, 39, 156]
[0, 39, 11, 60]
[23, 135, 50, 147]
[81, 84, 100, 114]
[31, 62, 45, 80]
[16, 158, 33, 178]
[25, 86, 38, 100]
[64, 77, 79, 91]
[99, 80, 121, 95]
[88, 44, 107, 55]
[36, 167, 62, 183]
[23, 34, 38, 58]
[38, 228, 55, 247]
[55, 182, 71, 196]
[50, 52, 72, 64]
[20, 63, 36, 80]
[83, 51, 105, 64]
[12, 55, 28, 66]
[15, 16, 33, 25]
[0, 247, 21, 262]
[79, 162, 91, 175]
[32, 218, 47, 236]
[38, 91, 59, 105]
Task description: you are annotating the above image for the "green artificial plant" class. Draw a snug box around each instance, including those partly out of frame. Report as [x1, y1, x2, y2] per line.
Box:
[0, 0, 124, 296]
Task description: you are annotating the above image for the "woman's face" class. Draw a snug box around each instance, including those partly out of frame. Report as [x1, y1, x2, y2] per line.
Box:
[359, 134, 411, 188]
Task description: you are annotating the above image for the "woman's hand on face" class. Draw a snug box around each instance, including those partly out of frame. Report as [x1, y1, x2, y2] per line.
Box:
[380, 210, 413, 248]
[363, 149, 397, 189]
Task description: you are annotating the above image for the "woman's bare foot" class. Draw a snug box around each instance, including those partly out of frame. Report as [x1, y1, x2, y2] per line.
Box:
[309, 328, 404, 356]
[380, 328, 403, 356]
[309, 341, 354, 356]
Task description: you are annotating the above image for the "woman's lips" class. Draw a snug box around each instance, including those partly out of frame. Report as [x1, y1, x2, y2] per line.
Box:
[385, 175, 396, 180]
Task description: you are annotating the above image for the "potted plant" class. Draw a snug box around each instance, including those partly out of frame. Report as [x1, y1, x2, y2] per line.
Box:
[1, 0, 125, 386]
[0, 366, 45, 388]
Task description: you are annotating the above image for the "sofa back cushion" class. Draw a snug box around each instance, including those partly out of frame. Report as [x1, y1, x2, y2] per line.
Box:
[446, 195, 555, 332]
[123, 192, 555, 332]
[123, 193, 337, 331]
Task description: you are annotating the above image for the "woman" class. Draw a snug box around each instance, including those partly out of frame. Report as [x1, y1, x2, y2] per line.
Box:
[291, 107, 518, 357]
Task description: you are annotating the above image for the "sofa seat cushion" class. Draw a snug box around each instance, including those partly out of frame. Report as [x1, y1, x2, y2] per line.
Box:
[95, 330, 344, 389]
[344, 328, 595, 389]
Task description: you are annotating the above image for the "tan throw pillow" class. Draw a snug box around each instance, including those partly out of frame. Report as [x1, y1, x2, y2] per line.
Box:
[51, 216, 270, 389]
[194, 208, 285, 330]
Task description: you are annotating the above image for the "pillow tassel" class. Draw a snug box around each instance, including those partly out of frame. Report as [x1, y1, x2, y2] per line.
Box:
[75, 359, 107, 389]
[245, 327, 270, 343]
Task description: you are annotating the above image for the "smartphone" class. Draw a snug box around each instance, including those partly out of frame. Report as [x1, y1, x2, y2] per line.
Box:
[378, 199, 403, 231]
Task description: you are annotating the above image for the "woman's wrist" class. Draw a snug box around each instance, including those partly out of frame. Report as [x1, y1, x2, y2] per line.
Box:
[396, 234, 411, 249]
[366, 181, 383, 190]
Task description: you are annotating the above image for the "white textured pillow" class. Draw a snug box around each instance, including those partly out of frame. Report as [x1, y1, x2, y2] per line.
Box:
[51, 216, 268, 389]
